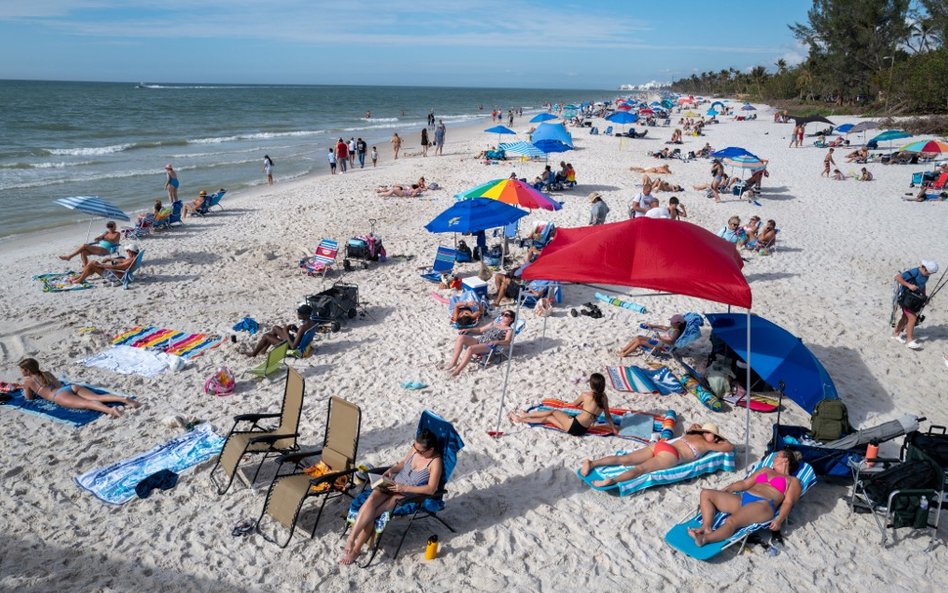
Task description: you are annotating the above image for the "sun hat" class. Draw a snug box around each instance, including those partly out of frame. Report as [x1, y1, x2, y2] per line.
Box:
[587, 192, 602, 202]
[669, 313, 685, 324]
[921, 260, 939, 274]
[688, 423, 723, 438]
[125, 242, 140, 253]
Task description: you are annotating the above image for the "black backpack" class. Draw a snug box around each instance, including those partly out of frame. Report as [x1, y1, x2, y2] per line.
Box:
[810, 399, 852, 441]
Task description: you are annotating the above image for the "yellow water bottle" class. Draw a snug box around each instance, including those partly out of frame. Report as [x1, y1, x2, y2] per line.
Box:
[424, 534, 439, 560]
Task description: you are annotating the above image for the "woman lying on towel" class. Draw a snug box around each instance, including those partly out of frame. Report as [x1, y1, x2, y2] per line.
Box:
[617, 313, 686, 357]
[689, 448, 802, 547]
[580, 423, 732, 487]
[69, 244, 140, 284]
[18, 358, 138, 419]
[375, 184, 424, 197]
[341, 428, 443, 565]
[443, 310, 516, 376]
[630, 164, 672, 175]
[508, 373, 616, 436]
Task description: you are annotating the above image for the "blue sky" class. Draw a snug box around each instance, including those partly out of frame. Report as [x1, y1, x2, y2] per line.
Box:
[1, 1, 812, 88]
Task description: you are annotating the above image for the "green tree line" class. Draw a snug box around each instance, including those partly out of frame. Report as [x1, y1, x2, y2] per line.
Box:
[669, 0, 948, 114]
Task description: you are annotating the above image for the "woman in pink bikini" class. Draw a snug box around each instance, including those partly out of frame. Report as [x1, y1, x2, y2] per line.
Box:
[580, 423, 733, 487]
[689, 448, 803, 546]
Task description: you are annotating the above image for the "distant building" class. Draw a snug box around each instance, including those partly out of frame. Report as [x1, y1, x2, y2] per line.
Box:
[619, 81, 670, 91]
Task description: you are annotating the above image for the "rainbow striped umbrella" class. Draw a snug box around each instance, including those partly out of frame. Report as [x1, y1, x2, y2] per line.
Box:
[899, 139, 948, 155]
[455, 178, 561, 211]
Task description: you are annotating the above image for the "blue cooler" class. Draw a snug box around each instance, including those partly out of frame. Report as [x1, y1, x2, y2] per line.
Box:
[461, 277, 488, 301]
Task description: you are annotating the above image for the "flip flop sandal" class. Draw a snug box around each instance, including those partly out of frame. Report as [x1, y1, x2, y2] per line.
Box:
[232, 519, 256, 537]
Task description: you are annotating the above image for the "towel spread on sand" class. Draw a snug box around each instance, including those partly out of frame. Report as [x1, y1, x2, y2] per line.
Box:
[1, 382, 130, 427]
[75, 423, 224, 505]
[577, 450, 737, 497]
[524, 399, 665, 444]
[32, 272, 92, 292]
[111, 326, 225, 359]
[80, 345, 179, 377]
[606, 365, 684, 395]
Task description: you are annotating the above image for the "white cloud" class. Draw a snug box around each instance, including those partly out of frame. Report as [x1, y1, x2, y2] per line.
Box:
[780, 40, 808, 66]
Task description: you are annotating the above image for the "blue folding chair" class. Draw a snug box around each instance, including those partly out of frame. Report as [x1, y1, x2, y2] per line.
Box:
[421, 246, 458, 282]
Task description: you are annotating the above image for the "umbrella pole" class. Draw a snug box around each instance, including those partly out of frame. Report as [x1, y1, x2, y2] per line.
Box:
[85, 217, 94, 243]
[745, 308, 752, 468]
[493, 285, 524, 437]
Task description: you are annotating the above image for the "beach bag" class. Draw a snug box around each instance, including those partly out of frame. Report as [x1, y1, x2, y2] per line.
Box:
[897, 288, 927, 313]
[204, 367, 235, 396]
[863, 459, 938, 528]
[810, 399, 851, 441]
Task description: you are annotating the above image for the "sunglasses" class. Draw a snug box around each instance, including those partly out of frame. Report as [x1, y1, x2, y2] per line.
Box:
[502, 312, 514, 318]
[729, 223, 739, 228]
[413, 443, 431, 454]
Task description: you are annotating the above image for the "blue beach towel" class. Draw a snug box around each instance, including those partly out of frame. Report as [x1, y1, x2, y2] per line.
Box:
[75, 423, 224, 505]
[1, 383, 131, 427]
[606, 365, 684, 394]
[33, 272, 93, 292]
[578, 450, 737, 497]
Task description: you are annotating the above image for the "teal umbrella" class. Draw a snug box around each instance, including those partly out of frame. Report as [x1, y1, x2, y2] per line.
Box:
[530, 112, 558, 123]
[870, 130, 911, 149]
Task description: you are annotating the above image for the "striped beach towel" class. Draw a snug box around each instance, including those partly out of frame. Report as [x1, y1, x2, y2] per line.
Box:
[75, 423, 224, 505]
[577, 450, 737, 497]
[33, 272, 93, 292]
[524, 399, 664, 444]
[111, 326, 224, 359]
[607, 365, 684, 395]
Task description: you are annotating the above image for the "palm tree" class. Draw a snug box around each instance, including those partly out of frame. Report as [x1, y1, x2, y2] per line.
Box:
[775, 58, 788, 74]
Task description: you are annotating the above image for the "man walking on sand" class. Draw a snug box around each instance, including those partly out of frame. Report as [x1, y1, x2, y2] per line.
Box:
[335, 138, 348, 173]
[391, 132, 402, 160]
[435, 120, 446, 156]
[892, 260, 939, 350]
[822, 148, 835, 177]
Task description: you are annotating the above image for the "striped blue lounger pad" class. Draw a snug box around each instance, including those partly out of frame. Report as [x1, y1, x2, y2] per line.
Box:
[664, 452, 816, 560]
[577, 450, 736, 497]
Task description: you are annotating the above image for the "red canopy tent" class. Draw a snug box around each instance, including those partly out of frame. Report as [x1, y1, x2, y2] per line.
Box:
[521, 218, 751, 308]
[496, 219, 755, 459]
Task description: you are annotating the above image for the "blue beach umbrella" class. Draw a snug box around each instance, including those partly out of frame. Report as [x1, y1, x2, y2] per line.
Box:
[707, 109, 718, 116]
[705, 313, 838, 414]
[741, 104, 757, 111]
[722, 154, 766, 169]
[425, 198, 527, 234]
[55, 195, 130, 221]
[484, 124, 516, 144]
[533, 139, 572, 154]
[498, 141, 545, 159]
[835, 123, 855, 134]
[606, 111, 639, 125]
[530, 112, 558, 123]
[871, 130, 911, 144]
[710, 146, 760, 160]
[710, 101, 725, 111]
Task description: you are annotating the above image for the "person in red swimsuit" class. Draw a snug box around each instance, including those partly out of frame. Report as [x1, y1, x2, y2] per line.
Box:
[580, 423, 733, 487]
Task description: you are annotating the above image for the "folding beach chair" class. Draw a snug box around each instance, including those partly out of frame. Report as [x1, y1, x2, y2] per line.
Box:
[301, 239, 339, 278]
[195, 189, 227, 216]
[153, 201, 184, 229]
[245, 342, 289, 380]
[255, 396, 362, 547]
[343, 410, 464, 567]
[849, 427, 946, 548]
[286, 326, 319, 359]
[519, 280, 562, 309]
[479, 317, 526, 367]
[209, 367, 306, 495]
[577, 450, 737, 497]
[103, 249, 145, 290]
[664, 452, 816, 560]
[604, 126, 613, 136]
[421, 246, 458, 283]
[644, 312, 704, 361]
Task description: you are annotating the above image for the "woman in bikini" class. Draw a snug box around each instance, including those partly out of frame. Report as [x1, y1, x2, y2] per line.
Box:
[689, 448, 802, 547]
[630, 164, 672, 175]
[18, 358, 138, 419]
[59, 222, 121, 266]
[508, 373, 616, 437]
[580, 423, 733, 487]
[341, 428, 443, 565]
[444, 310, 516, 376]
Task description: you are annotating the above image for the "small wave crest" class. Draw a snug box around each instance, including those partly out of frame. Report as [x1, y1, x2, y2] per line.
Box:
[190, 130, 325, 144]
[0, 160, 98, 170]
[360, 117, 399, 122]
[46, 143, 133, 156]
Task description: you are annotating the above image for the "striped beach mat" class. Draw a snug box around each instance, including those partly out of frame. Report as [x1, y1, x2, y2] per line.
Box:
[111, 326, 225, 359]
[75, 423, 224, 505]
[524, 399, 664, 444]
[577, 450, 737, 497]
[607, 365, 684, 395]
[33, 272, 93, 292]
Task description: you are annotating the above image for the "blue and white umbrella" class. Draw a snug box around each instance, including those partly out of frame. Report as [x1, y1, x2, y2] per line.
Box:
[55, 196, 130, 221]
[499, 141, 545, 158]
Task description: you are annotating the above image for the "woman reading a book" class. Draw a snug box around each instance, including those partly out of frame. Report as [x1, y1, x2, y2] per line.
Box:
[341, 428, 444, 565]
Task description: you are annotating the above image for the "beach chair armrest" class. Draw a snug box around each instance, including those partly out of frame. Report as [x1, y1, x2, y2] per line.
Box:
[247, 432, 299, 446]
[233, 412, 281, 423]
[308, 467, 360, 487]
[276, 447, 325, 465]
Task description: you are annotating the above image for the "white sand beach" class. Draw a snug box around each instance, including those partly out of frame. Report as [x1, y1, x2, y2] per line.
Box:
[1, 109, 946, 593]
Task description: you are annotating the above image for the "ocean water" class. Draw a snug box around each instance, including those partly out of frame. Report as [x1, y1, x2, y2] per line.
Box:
[0, 80, 606, 237]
